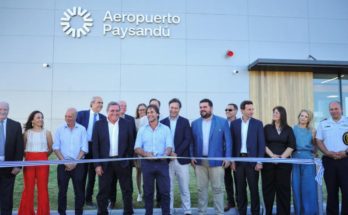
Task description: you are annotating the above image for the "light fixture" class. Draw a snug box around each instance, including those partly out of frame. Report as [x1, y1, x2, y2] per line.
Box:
[226, 50, 234, 57]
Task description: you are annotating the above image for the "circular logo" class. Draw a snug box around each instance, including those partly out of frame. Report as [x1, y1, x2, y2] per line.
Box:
[342, 132, 348, 145]
[60, 7, 93, 38]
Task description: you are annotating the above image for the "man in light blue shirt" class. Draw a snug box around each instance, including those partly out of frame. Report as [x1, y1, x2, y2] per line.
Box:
[53, 107, 88, 215]
[135, 104, 173, 215]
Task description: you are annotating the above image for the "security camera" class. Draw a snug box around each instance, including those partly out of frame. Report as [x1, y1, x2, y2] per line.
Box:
[233, 70, 239, 74]
[42, 63, 50, 68]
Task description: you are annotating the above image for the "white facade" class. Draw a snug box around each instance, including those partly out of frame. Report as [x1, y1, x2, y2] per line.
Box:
[1, 0, 348, 132]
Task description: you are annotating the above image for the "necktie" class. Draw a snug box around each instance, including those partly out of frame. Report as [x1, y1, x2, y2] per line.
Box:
[93, 113, 97, 125]
[0, 121, 5, 156]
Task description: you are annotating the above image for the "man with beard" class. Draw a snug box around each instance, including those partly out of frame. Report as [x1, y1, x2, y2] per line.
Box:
[191, 98, 232, 215]
[134, 104, 173, 215]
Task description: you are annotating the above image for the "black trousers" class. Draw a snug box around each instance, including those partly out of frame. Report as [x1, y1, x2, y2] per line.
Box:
[261, 163, 292, 215]
[235, 162, 260, 215]
[142, 159, 170, 215]
[0, 172, 16, 215]
[97, 161, 133, 215]
[57, 164, 85, 215]
[108, 174, 118, 204]
[84, 150, 96, 202]
[109, 164, 134, 204]
[323, 156, 348, 215]
[224, 167, 237, 207]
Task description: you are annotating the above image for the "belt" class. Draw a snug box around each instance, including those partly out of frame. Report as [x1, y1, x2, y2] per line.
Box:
[109, 156, 119, 158]
[240, 153, 248, 157]
[146, 158, 165, 162]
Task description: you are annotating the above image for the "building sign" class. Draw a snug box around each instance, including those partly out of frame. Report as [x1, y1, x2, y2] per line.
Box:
[61, 7, 93, 38]
[60, 7, 181, 39]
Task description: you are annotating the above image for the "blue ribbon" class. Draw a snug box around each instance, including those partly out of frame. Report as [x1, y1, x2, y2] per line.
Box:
[0, 156, 324, 184]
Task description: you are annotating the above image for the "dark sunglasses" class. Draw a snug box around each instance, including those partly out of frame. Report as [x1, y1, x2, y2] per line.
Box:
[225, 109, 234, 112]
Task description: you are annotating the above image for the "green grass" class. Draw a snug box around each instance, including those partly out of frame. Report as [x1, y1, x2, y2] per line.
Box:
[13, 159, 218, 210]
[13, 159, 329, 210]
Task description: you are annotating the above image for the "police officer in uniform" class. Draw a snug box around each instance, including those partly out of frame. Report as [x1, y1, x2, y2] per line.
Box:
[316, 101, 348, 215]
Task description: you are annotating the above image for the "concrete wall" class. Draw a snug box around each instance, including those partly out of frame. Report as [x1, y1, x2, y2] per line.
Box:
[1, 0, 348, 131]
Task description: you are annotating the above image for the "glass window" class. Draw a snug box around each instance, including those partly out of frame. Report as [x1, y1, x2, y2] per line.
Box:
[340, 73, 348, 115]
[313, 73, 340, 127]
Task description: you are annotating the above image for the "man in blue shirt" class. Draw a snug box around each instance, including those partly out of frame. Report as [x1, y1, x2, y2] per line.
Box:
[53, 108, 88, 215]
[191, 98, 232, 215]
[134, 104, 173, 215]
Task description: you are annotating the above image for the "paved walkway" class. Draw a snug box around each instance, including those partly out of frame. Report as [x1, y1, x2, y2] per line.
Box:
[13, 208, 239, 215]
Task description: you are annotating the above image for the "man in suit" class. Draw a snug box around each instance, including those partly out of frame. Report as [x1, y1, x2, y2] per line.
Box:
[0, 101, 24, 215]
[160, 98, 192, 215]
[230, 100, 265, 215]
[191, 98, 232, 215]
[108, 100, 137, 208]
[76, 96, 106, 207]
[224, 103, 238, 212]
[93, 101, 134, 215]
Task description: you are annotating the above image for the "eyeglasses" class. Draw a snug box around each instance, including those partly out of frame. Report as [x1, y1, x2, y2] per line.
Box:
[225, 109, 234, 112]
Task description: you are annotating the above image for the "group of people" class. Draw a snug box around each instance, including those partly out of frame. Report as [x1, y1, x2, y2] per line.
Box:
[0, 98, 347, 215]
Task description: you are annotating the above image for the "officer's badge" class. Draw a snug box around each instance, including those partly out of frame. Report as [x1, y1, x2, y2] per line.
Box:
[342, 132, 348, 145]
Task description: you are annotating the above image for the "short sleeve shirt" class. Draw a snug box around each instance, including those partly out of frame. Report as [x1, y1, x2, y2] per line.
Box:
[316, 117, 348, 152]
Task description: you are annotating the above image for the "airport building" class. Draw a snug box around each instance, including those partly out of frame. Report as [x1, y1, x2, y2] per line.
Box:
[1, 0, 348, 130]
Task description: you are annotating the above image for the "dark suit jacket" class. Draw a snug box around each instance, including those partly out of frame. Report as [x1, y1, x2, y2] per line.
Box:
[123, 114, 137, 150]
[76, 110, 106, 132]
[1, 118, 24, 175]
[160, 116, 192, 164]
[92, 117, 134, 170]
[230, 118, 265, 160]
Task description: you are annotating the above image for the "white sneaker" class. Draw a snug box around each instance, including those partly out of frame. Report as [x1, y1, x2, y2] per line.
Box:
[137, 193, 142, 202]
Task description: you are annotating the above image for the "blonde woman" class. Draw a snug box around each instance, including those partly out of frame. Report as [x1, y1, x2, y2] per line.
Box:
[292, 109, 318, 215]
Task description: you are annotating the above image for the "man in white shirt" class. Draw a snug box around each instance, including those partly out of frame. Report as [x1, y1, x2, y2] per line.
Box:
[160, 98, 192, 215]
[92, 101, 134, 215]
[316, 101, 348, 215]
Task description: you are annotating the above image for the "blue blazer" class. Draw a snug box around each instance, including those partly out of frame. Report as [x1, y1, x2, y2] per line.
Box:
[92, 118, 134, 170]
[76, 110, 106, 131]
[160, 116, 192, 165]
[191, 115, 232, 167]
[230, 118, 265, 159]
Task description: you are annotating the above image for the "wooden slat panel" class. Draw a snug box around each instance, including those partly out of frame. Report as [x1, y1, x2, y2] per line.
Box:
[250, 71, 313, 126]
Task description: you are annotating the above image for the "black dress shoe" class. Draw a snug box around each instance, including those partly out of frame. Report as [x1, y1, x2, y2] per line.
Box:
[108, 201, 116, 209]
[224, 203, 235, 212]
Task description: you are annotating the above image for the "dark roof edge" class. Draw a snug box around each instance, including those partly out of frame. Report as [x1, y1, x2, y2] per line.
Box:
[248, 58, 348, 71]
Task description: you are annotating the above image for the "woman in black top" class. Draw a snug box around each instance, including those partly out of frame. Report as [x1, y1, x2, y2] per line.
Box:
[262, 106, 296, 215]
